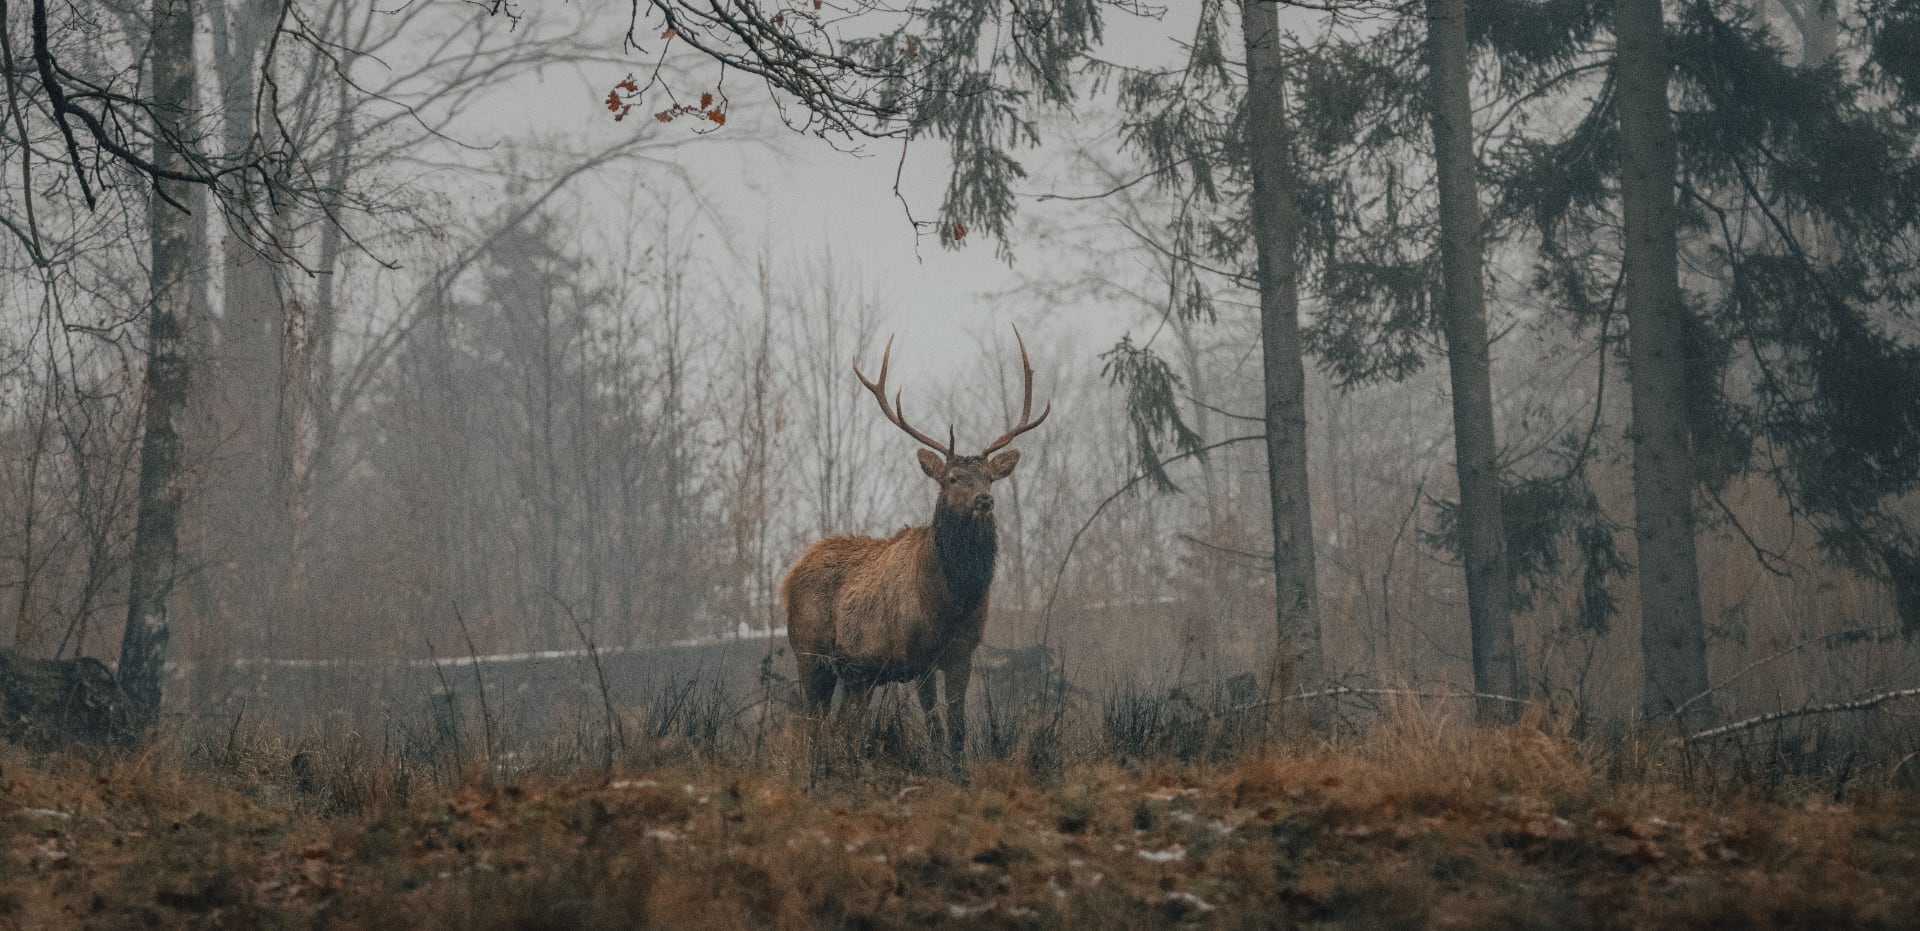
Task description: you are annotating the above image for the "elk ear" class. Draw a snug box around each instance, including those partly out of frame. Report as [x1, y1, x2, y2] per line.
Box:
[917, 448, 946, 479]
[986, 449, 1021, 479]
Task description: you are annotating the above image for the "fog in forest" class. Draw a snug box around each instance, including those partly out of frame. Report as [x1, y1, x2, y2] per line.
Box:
[3, 0, 1920, 921]
[11, 0, 1920, 917]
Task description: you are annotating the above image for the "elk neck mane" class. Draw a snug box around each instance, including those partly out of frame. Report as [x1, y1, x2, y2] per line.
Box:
[930, 502, 997, 612]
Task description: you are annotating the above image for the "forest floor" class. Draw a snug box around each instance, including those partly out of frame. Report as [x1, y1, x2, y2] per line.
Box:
[2, 717, 1918, 929]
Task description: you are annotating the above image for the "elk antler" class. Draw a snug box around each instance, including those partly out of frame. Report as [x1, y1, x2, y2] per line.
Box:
[854, 336, 953, 458]
[981, 327, 1052, 456]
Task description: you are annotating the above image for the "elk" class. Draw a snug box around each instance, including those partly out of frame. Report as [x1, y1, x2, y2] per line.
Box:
[783, 330, 1050, 766]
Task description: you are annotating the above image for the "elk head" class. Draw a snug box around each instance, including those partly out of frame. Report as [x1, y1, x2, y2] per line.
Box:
[854, 328, 1052, 522]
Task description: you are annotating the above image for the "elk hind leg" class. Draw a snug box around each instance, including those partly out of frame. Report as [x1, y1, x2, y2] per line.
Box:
[834, 675, 877, 754]
[796, 652, 836, 717]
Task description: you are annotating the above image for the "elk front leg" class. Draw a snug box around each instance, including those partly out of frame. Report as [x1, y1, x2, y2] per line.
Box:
[939, 653, 973, 772]
[917, 671, 947, 756]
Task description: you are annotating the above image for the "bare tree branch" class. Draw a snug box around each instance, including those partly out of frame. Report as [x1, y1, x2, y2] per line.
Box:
[1688, 687, 1920, 742]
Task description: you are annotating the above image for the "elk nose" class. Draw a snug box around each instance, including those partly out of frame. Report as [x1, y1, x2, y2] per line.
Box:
[974, 493, 994, 511]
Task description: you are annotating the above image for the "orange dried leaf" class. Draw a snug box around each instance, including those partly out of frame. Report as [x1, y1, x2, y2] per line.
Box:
[706, 108, 727, 125]
[661, 27, 677, 39]
[656, 110, 675, 122]
[951, 222, 968, 240]
[906, 36, 919, 58]
[700, 92, 714, 108]
[813, 0, 822, 8]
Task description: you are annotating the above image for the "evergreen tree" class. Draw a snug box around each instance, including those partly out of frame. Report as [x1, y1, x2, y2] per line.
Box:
[1614, 0, 1712, 723]
[1080, 0, 1341, 705]
[1488, 0, 1920, 710]
[1429, 0, 1522, 721]
[1280, 0, 1920, 723]
[1241, 0, 1326, 707]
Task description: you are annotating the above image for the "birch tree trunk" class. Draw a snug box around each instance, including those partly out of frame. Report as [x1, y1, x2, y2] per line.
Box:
[120, 0, 202, 731]
[1239, 0, 1323, 708]
[1426, 0, 1521, 722]
[1614, 0, 1713, 724]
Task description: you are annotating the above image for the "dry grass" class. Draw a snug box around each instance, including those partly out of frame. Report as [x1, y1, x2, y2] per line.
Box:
[3, 703, 1919, 930]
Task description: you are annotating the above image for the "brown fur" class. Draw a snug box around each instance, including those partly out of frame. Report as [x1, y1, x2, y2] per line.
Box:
[783, 451, 1020, 764]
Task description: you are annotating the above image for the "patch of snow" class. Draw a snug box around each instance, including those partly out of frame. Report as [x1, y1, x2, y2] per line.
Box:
[1138, 845, 1187, 863]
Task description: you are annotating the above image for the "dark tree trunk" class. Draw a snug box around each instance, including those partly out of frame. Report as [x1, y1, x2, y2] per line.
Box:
[1239, 0, 1324, 706]
[1614, 0, 1712, 725]
[120, 0, 201, 732]
[1427, 0, 1521, 723]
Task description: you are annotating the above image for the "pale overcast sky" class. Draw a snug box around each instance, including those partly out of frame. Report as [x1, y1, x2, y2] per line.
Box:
[411, 2, 1262, 381]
